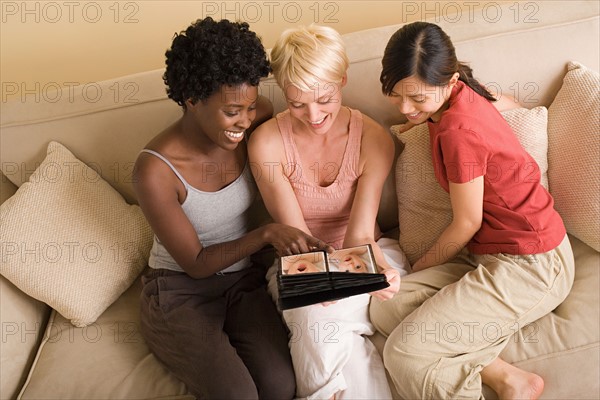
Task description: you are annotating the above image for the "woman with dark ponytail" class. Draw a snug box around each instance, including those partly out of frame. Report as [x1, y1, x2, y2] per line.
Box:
[371, 21, 574, 400]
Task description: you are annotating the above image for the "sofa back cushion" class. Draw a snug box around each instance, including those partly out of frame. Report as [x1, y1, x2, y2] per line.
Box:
[264, 11, 600, 232]
[548, 62, 600, 251]
[1, 6, 598, 232]
[0, 72, 181, 205]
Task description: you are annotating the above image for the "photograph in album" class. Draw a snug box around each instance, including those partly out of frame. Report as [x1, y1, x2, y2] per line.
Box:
[277, 244, 389, 310]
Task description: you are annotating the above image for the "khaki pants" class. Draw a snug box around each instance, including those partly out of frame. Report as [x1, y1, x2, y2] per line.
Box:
[370, 235, 574, 399]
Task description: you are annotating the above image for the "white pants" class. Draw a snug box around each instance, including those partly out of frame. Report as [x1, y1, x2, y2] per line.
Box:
[267, 238, 410, 400]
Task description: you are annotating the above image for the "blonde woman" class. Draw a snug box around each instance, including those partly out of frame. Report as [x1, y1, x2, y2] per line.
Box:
[249, 25, 409, 399]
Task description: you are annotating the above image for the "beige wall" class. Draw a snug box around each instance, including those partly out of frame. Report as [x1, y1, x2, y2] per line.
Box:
[1, 0, 518, 93]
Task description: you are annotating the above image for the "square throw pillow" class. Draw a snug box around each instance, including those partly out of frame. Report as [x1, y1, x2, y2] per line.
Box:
[394, 106, 549, 265]
[0, 141, 153, 327]
[548, 61, 600, 252]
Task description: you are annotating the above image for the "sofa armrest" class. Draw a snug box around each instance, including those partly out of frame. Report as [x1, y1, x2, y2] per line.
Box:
[0, 274, 51, 398]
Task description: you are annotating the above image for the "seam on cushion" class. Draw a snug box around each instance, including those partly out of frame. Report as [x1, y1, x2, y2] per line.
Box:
[451, 16, 600, 46]
[16, 309, 58, 400]
[347, 16, 599, 65]
[1, 97, 170, 129]
[510, 342, 600, 366]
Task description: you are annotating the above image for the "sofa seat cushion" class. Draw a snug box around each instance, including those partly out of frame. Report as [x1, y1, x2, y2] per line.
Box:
[17, 274, 193, 400]
[494, 235, 600, 399]
[0, 275, 51, 400]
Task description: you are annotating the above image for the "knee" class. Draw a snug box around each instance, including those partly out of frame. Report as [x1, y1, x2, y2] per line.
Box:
[382, 338, 421, 399]
[369, 297, 393, 336]
[382, 336, 414, 381]
[259, 377, 295, 400]
[383, 323, 434, 376]
[255, 361, 296, 399]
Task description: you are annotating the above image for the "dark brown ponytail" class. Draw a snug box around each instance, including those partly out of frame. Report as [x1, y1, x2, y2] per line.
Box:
[381, 22, 496, 102]
[457, 62, 496, 101]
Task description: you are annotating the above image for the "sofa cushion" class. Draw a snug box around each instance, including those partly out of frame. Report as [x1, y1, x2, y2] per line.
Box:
[394, 107, 549, 264]
[548, 61, 600, 252]
[496, 235, 600, 399]
[0, 141, 153, 327]
[0, 275, 51, 400]
[0, 171, 17, 205]
[17, 276, 193, 399]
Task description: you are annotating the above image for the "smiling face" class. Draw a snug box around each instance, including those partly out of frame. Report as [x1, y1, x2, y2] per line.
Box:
[186, 83, 258, 150]
[284, 78, 345, 135]
[386, 74, 458, 124]
[336, 253, 368, 273]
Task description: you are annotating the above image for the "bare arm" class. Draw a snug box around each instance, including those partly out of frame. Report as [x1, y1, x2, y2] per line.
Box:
[248, 119, 332, 255]
[343, 117, 401, 300]
[412, 176, 484, 271]
[133, 152, 328, 278]
[344, 117, 394, 265]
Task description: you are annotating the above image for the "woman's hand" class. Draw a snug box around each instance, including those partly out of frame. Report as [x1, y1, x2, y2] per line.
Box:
[370, 268, 401, 301]
[263, 223, 334, 256]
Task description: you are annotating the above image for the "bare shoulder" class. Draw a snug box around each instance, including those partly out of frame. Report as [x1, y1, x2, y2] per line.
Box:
[247, 117, 283, 157]
[133, 125, 180, 192]
[248, 118, 279, 145]
[357, 112, 395, 171]
[360, 112, 394, 147]
[133, 147, 172, 191]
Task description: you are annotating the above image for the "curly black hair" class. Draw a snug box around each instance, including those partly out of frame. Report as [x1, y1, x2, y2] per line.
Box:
[163, 17, 271, 108]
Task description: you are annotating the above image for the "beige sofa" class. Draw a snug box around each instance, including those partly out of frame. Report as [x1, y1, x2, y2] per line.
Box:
[1, 2, 598, 399]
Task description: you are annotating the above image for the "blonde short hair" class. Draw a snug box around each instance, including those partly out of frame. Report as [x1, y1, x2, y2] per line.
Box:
[270, 24, 349, 92]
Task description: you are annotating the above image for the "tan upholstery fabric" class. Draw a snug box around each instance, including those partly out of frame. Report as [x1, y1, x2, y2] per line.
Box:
[1, 150, 45, 399]
[0, 172, 17, 205]
[394, 123, 452, 265]
[394, 107, 549, 265]
[0, 7, 598, 399]
[548, 62, 600, 252]
[0, 275, 51, 400]
[18, 276, 193, 400]
[497, 235, 600, 399]
[0, 142, 153, 327]
[503, 107, 550, 189]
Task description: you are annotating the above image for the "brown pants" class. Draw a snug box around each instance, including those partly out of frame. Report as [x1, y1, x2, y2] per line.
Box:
[139, 266, 295, 399]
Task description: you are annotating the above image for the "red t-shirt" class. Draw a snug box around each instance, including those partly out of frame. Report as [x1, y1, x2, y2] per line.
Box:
[428, 81, 565, 255]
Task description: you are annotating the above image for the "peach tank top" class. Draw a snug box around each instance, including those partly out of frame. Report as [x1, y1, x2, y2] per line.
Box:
[276, 108, 381, 249]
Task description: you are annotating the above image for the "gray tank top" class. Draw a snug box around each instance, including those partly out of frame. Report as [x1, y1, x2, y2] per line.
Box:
[141, 149, 259, 273]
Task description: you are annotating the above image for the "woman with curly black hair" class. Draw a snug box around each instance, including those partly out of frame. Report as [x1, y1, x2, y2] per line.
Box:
[133, 18, 330, 399]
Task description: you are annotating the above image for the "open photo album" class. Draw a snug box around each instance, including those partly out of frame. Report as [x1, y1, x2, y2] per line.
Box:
[277, 244, 390, 310]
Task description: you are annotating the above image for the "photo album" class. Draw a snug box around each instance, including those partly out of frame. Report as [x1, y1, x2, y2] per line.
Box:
[277, 244, 390, 310]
